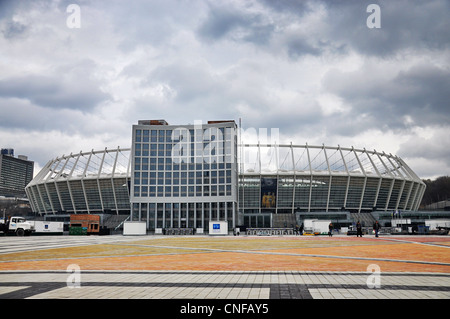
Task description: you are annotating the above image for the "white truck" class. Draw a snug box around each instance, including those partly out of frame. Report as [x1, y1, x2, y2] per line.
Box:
[0, 216, 35, 236]
[303, 219, 332, 235]
[425, 220, 450, 230]
[30, 221, 64, 235]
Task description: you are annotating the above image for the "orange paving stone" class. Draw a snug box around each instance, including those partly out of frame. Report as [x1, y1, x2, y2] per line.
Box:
[267, 243, 450, 264]
[1, 236, 449, 273]
[1, 251, 449, 273]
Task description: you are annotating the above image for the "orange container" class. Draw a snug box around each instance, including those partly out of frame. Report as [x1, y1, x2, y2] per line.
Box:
[70, 214, 100, 234]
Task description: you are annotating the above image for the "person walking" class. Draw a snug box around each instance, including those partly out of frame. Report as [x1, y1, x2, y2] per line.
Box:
[373, 220, 381, 238]
[300, 223, 304, 235]
[328, 222, 333, 237]
[356, 221, 363, 237]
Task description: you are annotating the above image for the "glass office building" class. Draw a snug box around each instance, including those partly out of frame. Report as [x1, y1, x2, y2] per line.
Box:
[130, 120, 238, 232]
[1, 150, 34, 198]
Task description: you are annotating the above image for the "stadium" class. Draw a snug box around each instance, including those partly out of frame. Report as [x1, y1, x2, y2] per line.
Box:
[25, 136, 426, 232]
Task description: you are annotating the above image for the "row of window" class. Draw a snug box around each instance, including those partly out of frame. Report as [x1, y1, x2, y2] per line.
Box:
[133, 185, 233, 197]
[134, 170, 232, 185]
[134, 157, 235, 170]
[134, 142, 234, 156]
[132, 201, 235, 229]
[239, 179, 422, 211]
[134, 159, 233, 169]
[135, 128, 235, 143]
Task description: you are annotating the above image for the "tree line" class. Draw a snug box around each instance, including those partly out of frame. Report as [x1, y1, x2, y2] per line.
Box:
[421, 176, 450, 206]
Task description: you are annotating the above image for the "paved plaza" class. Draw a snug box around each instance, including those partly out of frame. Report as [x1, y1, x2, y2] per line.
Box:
[0, 234, 449, 300]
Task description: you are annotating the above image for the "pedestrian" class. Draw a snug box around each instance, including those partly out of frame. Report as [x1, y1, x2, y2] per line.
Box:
[373, 220, 381, 238]
[356, 221, 363, 237]
[328, 222, 333, 237]
[295, 224, 299, 235]
[300, 223, 304, 235]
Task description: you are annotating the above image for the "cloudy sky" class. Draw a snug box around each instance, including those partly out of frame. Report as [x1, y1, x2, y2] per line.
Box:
[0, 0, 449, 179]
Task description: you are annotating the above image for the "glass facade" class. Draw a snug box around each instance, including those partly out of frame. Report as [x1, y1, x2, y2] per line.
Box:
[130, 121, 238, 231]
[0, 154, 34, 198]
[131, 128, 235, 198]
[238, 174, 424, 214]
[237, 144, 426, 214]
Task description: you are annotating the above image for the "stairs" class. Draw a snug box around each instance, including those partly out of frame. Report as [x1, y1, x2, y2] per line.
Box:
[350, 212, 376, 227]
[102, 215, 130, 230]
[272, 214, 297, 228]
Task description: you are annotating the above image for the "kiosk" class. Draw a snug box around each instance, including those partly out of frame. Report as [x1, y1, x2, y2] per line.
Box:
[209, 221, 228, 236]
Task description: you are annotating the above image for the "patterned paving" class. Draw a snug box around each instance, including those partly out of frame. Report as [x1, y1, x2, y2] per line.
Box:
[0, 235, 449, 299]
[1, 270, 449, 299]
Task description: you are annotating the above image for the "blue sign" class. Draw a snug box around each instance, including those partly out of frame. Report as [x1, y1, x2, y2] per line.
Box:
[213, 224, 220, 230]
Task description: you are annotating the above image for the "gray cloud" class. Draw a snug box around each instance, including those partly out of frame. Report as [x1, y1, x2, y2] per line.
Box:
[90, 0, 203, 52]
[0, 75, 109, 110]
[1, 20, 28, 38]
[197, 2, 275, 46]
[0, 0, 448, 179]
[399, 129, 450, 161]
[0, 97, 87, 133]
[286, 38, 324, 58]
[0, 55, 110, 111]
[256, 0, 450, 58]
[196, 1, 327, 58]
[313, 0, 450, 56]
[0, 0, 22, 20]
[396, 126, 450, 179]
[322, 62, 450, 132]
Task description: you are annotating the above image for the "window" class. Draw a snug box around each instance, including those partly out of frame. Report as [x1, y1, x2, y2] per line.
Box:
[143, 130, 149, 143]
[142, 158, 149, 170]
[135, 143, 141, 156]
[135, 130, 141, 142]
[142, 172, 148, 185]
[150, 130, 158, 143]
[173, 186, 179, 197]
[134, 158, 140, 170]
[141, 186, 148, 197]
